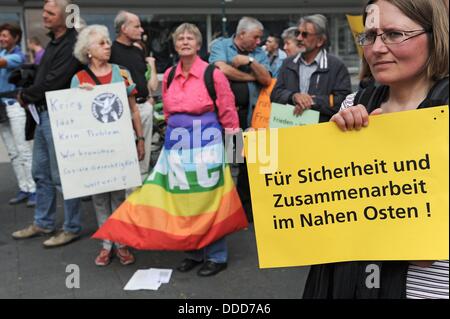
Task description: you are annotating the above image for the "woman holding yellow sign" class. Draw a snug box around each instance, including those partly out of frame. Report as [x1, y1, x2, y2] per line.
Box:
[304, 0, 449, 299]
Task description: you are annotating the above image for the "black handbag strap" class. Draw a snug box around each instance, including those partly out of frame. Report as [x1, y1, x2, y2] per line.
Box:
[83, 67, 102, 85]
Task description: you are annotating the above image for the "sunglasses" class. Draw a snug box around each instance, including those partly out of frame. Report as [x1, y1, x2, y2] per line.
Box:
[294, 30, 317, 38]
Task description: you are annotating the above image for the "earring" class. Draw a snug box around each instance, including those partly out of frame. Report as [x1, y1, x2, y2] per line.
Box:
[88, 53, 92, 59]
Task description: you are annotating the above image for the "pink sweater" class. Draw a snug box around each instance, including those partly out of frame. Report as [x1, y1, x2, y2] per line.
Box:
[162, 56, 239, 129]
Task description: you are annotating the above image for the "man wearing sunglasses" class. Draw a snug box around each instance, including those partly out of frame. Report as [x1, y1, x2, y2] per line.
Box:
[271, 14, 351, 123]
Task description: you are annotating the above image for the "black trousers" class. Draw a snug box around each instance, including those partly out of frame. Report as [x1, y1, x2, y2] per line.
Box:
[237, 160, 253, 223]
[234, 106, 253, 222]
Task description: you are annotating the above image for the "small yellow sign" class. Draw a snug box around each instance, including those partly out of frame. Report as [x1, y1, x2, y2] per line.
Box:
[245, 106, 449, 268]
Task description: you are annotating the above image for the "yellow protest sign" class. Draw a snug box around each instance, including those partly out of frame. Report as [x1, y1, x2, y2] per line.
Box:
[346, 15, 364, 58]
[245, 106, 449, 269]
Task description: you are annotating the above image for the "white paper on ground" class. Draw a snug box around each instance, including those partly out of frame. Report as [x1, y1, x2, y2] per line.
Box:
[123, 268, 173, 291]
[153, 268, 172, 284]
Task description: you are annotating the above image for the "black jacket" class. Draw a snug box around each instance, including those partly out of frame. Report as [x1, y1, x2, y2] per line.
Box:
[21, 28, 82, 106]
[271, 51, 352, 123]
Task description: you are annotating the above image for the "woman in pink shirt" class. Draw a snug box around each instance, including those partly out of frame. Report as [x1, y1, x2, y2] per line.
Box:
[160, 23, 247, 277]
[94, 23, 248, 277]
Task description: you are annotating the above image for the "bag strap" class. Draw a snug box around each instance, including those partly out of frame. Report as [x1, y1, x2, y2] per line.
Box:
[83, 66, 102, 85]
[166, 65, 177, 90]
[203, 63, 218, 111]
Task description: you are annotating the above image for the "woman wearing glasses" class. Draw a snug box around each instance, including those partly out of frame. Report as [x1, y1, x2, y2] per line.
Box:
[304, 0, 448, 299]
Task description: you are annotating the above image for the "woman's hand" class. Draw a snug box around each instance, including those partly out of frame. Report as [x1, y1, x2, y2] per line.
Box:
[331, 105, 383, 131]
[136, 140, 145, 161]
[79, 83, 95, 90]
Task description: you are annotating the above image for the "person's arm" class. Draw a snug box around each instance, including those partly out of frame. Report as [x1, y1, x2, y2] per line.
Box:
[0, 52, 24, 69]
[128, 96, 145, 161]
[0, 58, 7, 68]
[214, 61, 256, 82]
[208, 39, 255, 82]
[145, 56, 159, 93]
[1, 53, 25, 105]
[213, 69, 239, 130]
[21, 41, 81, 104]
[248, 57, 272, 86]
[231, 54, 272, 86]
[311, 62, 352, 118]
[270, 59, 296, 104]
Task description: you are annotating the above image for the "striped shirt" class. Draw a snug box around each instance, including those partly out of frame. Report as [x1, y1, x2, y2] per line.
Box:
[296, 49, 327, 94]
[339, 92, 449, 300]
[407, 260, 449, 299]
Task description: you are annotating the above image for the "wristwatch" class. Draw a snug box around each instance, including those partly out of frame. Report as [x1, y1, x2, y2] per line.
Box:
[136, 136, 145, 142]
[248, 56, 254, 66]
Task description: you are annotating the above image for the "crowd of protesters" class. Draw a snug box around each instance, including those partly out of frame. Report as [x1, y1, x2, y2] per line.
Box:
[0, 0, 448, 298]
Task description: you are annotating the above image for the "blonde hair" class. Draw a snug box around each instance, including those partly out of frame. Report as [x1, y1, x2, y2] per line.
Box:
[74, 24, 110, 65]
[172, 23, 202, 47]
[362, 0, 449, 81]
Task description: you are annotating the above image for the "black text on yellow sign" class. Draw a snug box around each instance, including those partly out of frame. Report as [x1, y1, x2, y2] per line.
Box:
[244, 106, 449, 268]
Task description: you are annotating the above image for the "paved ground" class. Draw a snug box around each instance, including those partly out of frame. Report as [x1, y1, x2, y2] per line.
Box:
[0, 152, 310, 299]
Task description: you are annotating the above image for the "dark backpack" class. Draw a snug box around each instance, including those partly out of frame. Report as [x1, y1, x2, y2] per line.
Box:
[166, 63, 218, 112]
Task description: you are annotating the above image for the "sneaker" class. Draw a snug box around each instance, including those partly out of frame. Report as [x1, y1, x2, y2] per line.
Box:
[116, 247, 135, 265]
[12, 224, 54, 239]
[43, 231, 80, 248]
[95, 248, 113, 266]
[26, 193, 36, 207]
[9, 191, 30, 205]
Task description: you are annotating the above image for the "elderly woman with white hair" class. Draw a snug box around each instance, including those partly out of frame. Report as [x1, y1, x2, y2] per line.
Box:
[71, 24, 145, 267]
[281, 26, 302, 57]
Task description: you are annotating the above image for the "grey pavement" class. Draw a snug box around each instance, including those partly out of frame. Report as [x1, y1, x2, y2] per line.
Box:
[0, 153, 309, 299]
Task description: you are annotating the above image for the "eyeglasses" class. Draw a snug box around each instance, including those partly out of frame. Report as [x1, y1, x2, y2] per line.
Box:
[294, 30, 317, 38]
[357, 29, 430, 46]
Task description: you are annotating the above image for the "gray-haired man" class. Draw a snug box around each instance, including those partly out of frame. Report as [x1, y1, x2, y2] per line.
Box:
[110, 11, 157, 179]
[209, 17, 272, 224]
[271, 14, 352, 123]
[13, 0, 83, 247]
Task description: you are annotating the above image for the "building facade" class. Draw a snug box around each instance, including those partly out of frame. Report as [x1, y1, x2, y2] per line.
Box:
[1, 0, 366, 74]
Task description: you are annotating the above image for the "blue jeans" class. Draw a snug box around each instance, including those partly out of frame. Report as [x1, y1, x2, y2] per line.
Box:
[186, 237, 228, 263]
[32, 111, 81, 233]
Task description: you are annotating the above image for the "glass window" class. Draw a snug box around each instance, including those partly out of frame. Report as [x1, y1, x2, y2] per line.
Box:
[0, 12, 20, 24]
[82, 14, 116, 39]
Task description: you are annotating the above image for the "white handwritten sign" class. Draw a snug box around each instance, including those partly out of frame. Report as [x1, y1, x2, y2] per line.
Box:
[46, 82, 142, 199]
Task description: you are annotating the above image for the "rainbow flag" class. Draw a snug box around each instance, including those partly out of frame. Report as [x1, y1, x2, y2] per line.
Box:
[93, 112, 248, 250]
